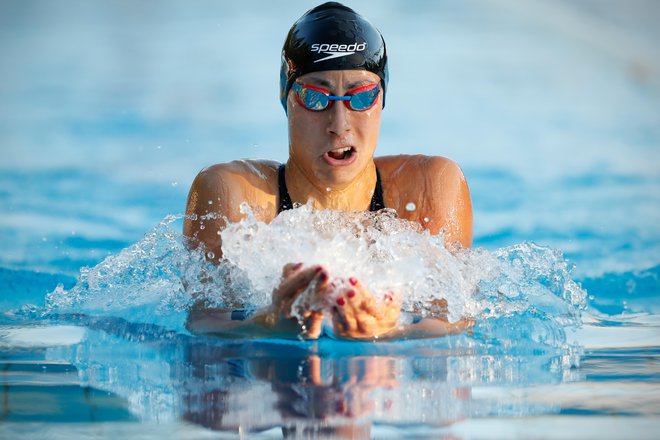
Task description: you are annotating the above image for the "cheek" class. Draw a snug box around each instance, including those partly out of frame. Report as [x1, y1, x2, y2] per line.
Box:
[360, 96, 382, 127]
[357, 109, 382, 140]
[289, 105, 325, 138]
[289, 114, 318, 142]
[288, 113, 324, 156]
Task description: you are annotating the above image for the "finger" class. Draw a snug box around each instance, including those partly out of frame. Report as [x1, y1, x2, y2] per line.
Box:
[309, 277, 335, 309]
[382, 295, 402, 324]
[333, 281, 380, 335]
[356, 314, 378, 334]
[345, 283, 382, 319]
[346, 278, 384, 316]
[334, 298, 358, 333]
[281, 262, 304, 278]
[291, 271, 334, 317]
[281, 269, 330, 317]
[302, 312, 324, 340]
[331, 306, 347, 333]
[356, 295, 402, 337]
[274, 265, 324, 301]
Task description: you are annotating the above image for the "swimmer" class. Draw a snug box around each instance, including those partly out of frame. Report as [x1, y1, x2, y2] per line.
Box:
[184, 2, 473, 340]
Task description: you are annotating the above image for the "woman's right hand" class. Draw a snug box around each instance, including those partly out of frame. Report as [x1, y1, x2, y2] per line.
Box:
[259, 263, 332, 339]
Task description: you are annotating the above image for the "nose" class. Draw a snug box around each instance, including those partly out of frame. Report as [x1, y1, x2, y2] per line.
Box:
[326, 101, 351, 136]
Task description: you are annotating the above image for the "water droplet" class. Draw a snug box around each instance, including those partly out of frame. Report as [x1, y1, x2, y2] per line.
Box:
[423, 217, 429, 222]
[42, 237, 48, 242]
[405, 202, 416, 211]
[326, 187, 331, 192]
[206, 251, 215, 260]
[171, 181, 178, 187]
[200, 225, 205, 230]
[156, 145, 162, 150]
[208, 200, 213, 205]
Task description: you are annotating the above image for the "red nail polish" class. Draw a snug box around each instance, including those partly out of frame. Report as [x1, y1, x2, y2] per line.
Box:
[347, 290, 356, 298]
[336, 297, 345, 306]
[349, 277, 358, 286]
[319, 272, 328, 282]
[315, 266, 323, 273]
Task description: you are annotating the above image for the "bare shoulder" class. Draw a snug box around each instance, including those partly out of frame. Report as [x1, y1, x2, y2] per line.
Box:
[375, 155, 472, 247]
[374, 154, 468, 203]
[375, 154, 464, 179]
[184, 160, 280, 252]
[191, 159, 279, 209]
[193, 159, 279, 192]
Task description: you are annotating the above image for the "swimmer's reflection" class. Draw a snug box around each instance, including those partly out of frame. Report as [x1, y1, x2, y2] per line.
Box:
[181, 344, 399, 437]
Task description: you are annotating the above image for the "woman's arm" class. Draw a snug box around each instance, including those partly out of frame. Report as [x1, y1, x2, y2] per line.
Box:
[183, 164, 249, 263]
[186, 263, 331, 339]
[375, 316, 474, 341]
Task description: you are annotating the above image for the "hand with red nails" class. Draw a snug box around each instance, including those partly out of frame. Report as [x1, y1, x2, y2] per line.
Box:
[185, 262, 334, 339]
[259, 262, 334, 339]
[328, 276, 474, 340]
[330, 277, 401, 340]
[186, 264, 472, 340]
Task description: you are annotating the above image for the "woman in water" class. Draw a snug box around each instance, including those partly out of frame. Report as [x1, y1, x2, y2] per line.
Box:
[184, 2, 473, 340]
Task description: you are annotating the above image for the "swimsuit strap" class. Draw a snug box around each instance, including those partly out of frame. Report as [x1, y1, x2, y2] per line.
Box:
[277, 163, 294, 212]
[277, 164, 385, 213]
[370, 167, 385, 211]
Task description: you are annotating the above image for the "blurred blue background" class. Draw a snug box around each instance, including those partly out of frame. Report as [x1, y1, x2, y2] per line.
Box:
[1, 0, 659, 284]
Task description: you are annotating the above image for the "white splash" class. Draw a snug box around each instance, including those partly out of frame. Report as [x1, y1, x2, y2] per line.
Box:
[44, 205, 587, 344]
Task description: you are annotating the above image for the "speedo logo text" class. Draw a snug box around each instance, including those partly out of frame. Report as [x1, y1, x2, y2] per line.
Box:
[311, 42, 367, 63]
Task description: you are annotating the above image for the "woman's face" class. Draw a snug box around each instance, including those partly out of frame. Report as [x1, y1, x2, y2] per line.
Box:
[287, 70, 382, 188]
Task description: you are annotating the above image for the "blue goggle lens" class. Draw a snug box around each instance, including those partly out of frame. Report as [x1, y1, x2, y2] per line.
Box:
[292, 83, 380, 112]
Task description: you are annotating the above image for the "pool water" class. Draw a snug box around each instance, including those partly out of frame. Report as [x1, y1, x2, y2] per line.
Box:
[1, 0, 659, 438]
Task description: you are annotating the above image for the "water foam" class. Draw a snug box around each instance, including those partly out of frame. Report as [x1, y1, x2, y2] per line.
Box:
[44, 204, 586, 345]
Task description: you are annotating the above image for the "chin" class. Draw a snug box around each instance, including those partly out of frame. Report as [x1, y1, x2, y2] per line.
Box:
[317, 159, 364, 186]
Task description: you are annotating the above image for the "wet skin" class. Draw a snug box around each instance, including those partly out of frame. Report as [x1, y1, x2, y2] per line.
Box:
[184, 70, 474, 340]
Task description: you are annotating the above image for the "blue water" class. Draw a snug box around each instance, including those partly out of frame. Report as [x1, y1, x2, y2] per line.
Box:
[1, 0, 660, 438]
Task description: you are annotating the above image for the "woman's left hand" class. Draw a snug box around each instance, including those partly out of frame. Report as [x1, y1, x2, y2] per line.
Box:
[330, 277, 401, 340]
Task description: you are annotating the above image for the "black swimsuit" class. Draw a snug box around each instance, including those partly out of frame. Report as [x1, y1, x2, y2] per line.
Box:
[277, 164, 385, 213]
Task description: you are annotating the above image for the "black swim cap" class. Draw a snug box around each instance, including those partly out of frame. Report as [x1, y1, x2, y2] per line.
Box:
[280, 2, 388, 112]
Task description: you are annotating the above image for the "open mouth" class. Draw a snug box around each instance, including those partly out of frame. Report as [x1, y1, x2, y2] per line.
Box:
[326, 146, 355, 161]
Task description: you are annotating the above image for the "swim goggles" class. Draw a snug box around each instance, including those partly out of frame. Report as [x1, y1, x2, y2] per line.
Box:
[291, 82, 381, 112]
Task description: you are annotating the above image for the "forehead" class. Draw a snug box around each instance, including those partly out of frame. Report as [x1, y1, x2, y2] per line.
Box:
[298, 70, 380, 88]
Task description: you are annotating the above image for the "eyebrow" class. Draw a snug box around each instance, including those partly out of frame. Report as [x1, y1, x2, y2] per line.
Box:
[301, 76, 375, 92]
[304, 77, 333, 88]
